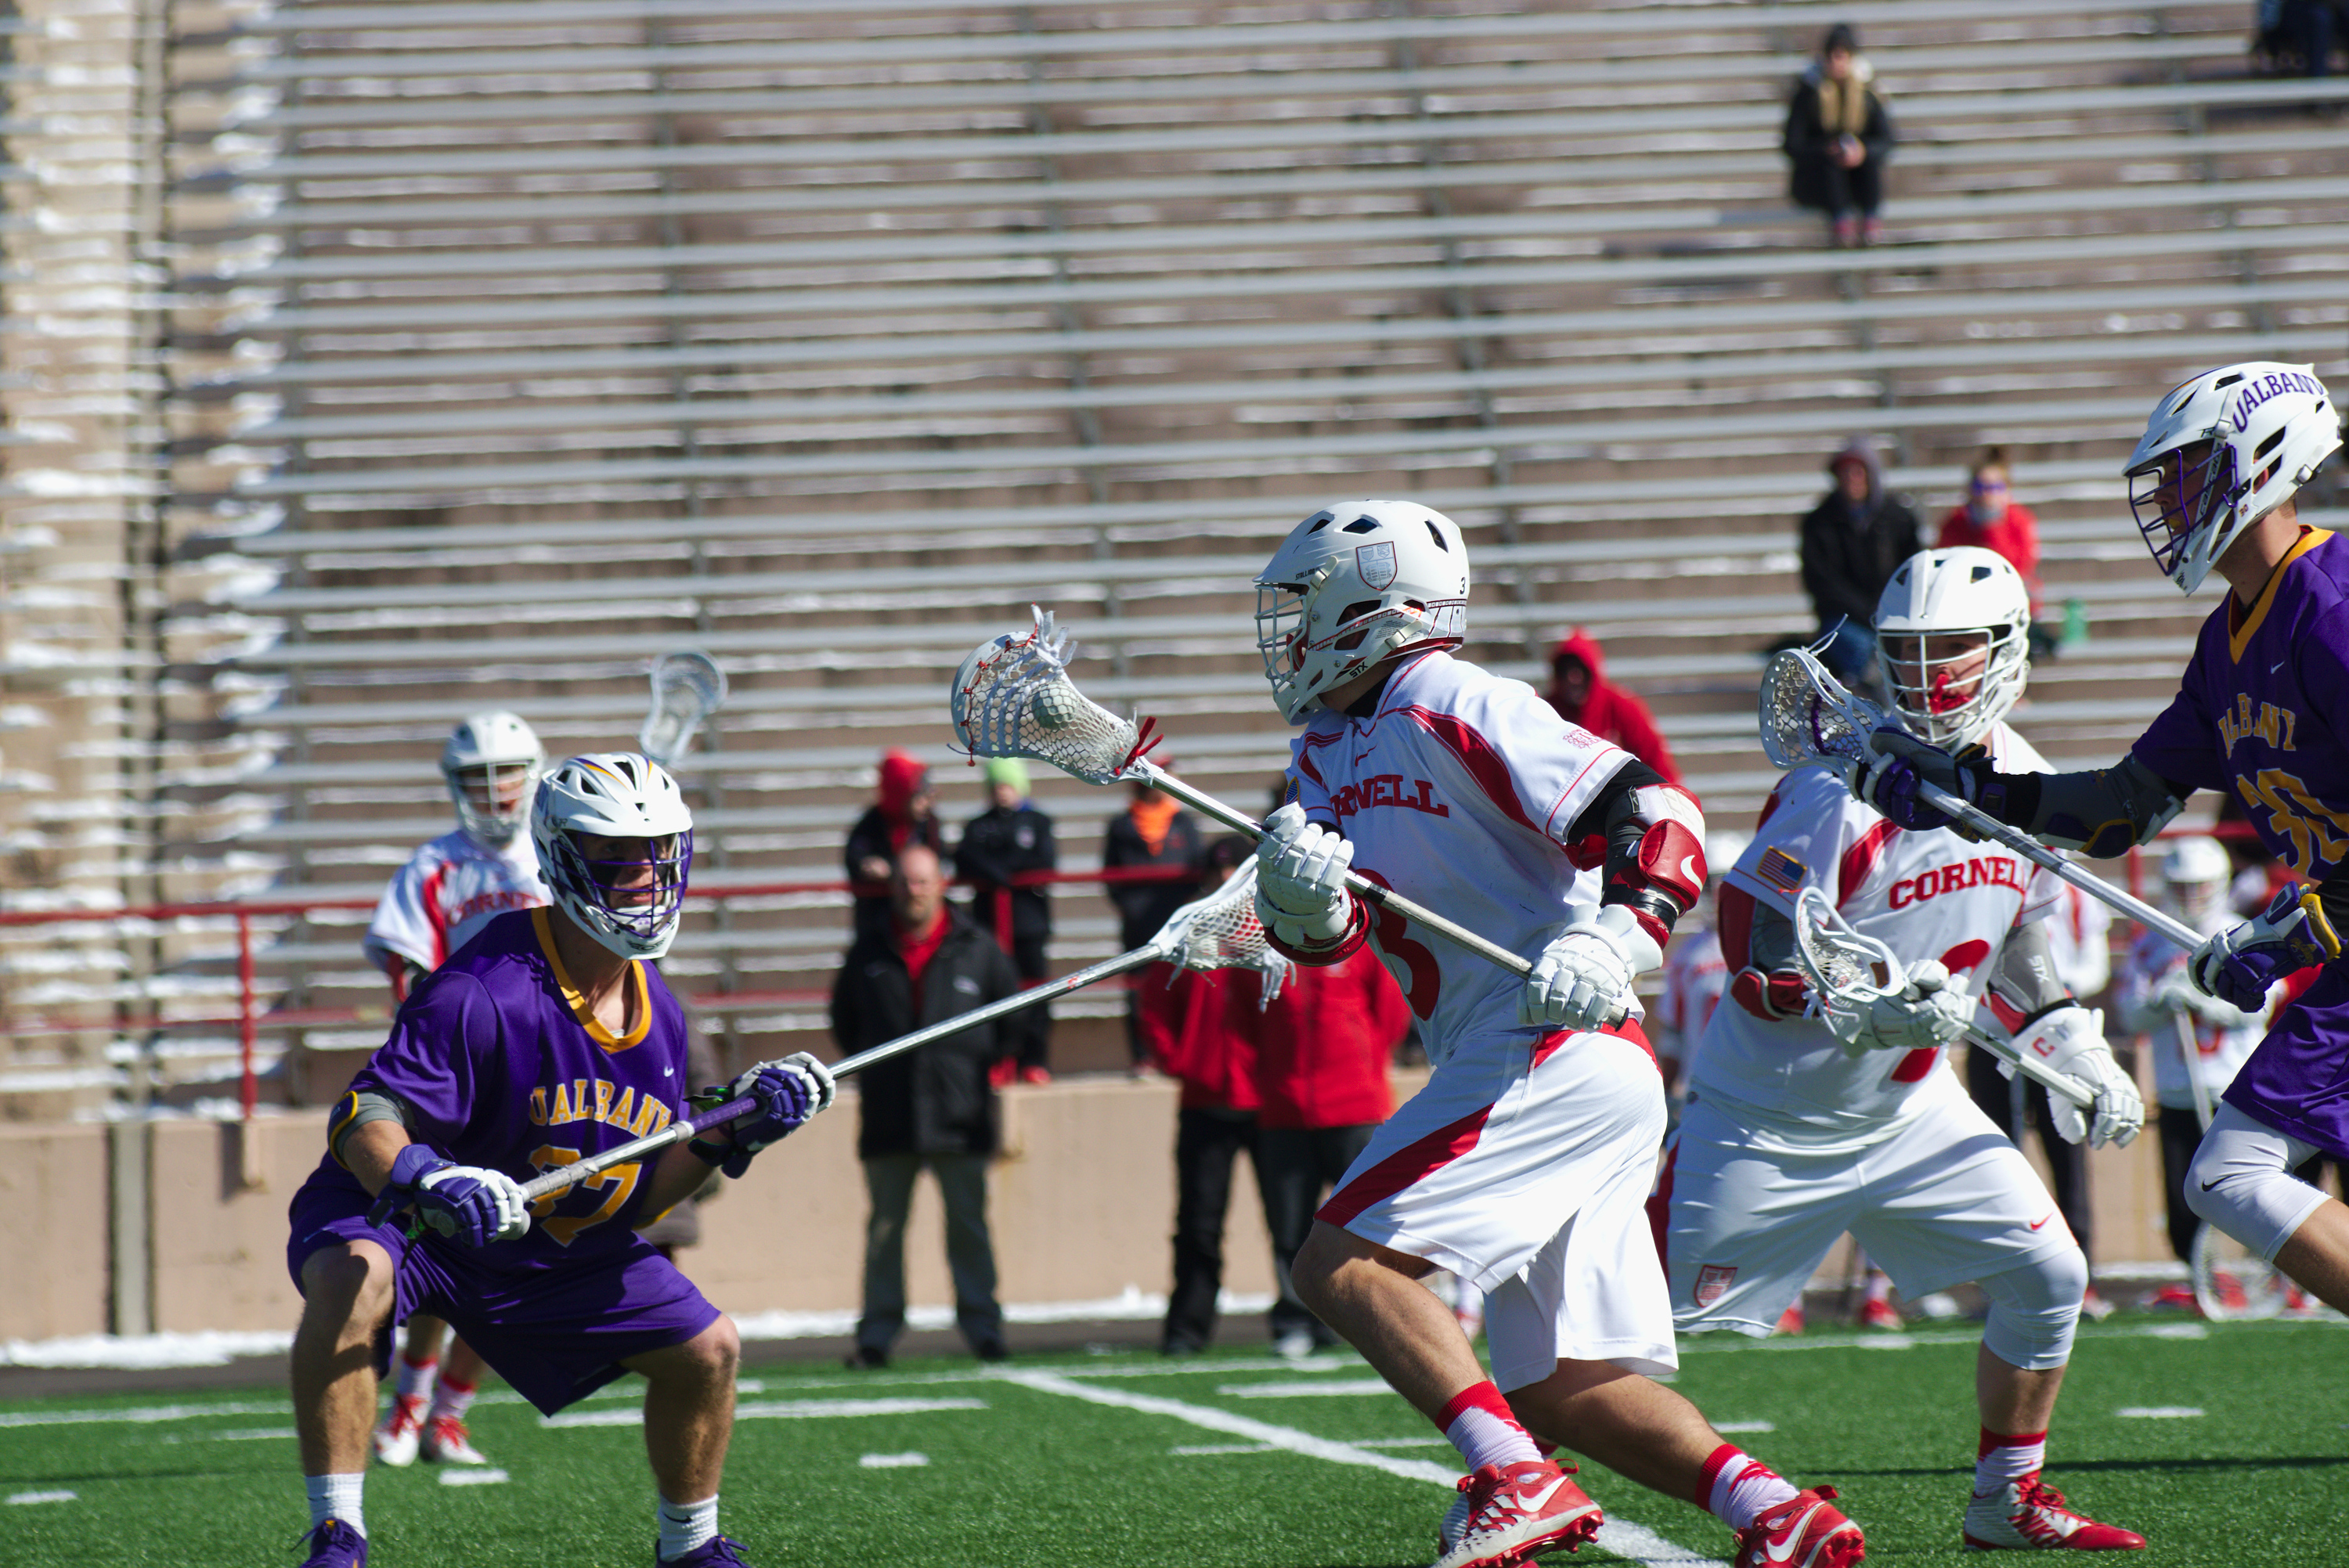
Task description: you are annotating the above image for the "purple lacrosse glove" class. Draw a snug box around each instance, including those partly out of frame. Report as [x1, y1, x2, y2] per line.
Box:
[367, 1142, 531, 1247]
[1850, 726, 1988, 837]
[2191, 884, 2339, 1012]
[710, 1053, 837, 1178]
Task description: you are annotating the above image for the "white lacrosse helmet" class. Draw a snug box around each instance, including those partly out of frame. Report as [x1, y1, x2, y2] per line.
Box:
[2162, 834, 2234, 929]
[442, 710, 544, 849]
[2126, 362, 2340, 594]
[1254, 499, 1470, 723]
[1871, 546, 2032, 752]
[531, 752, 694, 961]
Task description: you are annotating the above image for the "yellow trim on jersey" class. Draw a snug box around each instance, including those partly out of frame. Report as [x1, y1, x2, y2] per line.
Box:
[530, 907, 651, 1051]
[2228, 527, 2333, 664]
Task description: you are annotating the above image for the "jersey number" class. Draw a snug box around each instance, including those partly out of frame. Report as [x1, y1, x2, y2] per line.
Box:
[525, 1145, 640, 1247]
[2236, 768, 2349, 877]
[1354, 867, 1442, 1020]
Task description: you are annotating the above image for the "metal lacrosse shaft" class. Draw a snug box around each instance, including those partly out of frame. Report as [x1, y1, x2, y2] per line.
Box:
[1960, 1023, 2093, 1110]
[515, 943, 1171, 1204]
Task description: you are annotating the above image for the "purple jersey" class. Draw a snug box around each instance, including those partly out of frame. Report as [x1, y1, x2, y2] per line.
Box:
[312, 907, 693, 1271]
[2133, 526, 2349, 1153]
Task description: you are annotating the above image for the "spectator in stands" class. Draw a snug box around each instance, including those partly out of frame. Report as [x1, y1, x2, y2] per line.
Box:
[835, 843, 1021, 1368]
[1783, 22, 1895, 248]
[1252, 930, 1411, 1359]
[954, 757, 1057, 1083]
[1545, 627, 1682, 786]
[1936, 447, 2052, 654]
[846, 748, 941, 943]
[1799, 435, 1921, 683]
[1102, 762, 1203, 1070]
[1142, 836, 1265, 1355]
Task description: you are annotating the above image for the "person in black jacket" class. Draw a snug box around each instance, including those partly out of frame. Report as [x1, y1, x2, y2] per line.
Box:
[833, 843, 1022, 1367]
[844, 748, 943, 943]
[1783, 23, 1895, 248]
[1102, 770, 1204, 1070]
[954, 757, 1057, 1082]
[1799, 435, 1921, 684]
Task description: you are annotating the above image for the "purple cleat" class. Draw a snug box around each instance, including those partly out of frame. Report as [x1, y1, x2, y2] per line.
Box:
[659, 1537, 751, 1567]
[298, 1519, 367, 1567]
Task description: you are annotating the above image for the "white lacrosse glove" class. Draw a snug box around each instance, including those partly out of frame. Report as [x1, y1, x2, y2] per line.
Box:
[1254, 802, 1357, 948]
[1830, 958, 1972, 1057]
[413, 1163, 532, 1245]
[2012, 1006, 2142, 1148]
[1521, 903, 1662, 1032]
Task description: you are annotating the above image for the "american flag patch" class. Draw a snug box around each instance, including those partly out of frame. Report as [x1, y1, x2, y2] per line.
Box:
[1755, 846, 1806, 896]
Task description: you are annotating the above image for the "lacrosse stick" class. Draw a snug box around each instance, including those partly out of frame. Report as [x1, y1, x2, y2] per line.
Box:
[2168, 1010, 2286, 1320]
[639, 650, 729, 767]
[515, 860, 1290, 1206]
[1790, 888, 2091, 1108]
[1759, 644, 2202, 952]
[951, 607, 1625, 1024]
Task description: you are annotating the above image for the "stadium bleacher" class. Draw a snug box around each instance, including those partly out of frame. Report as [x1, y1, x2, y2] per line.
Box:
[4, 0, 2345, 1109]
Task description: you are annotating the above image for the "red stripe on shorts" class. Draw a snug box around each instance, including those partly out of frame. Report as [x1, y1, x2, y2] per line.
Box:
[1317, 1018, 1654, 1228]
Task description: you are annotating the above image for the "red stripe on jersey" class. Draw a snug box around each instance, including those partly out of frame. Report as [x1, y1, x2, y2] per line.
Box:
[419, 862, 451, 969]
[1296, 730, 1337, 790]
[1754, 781, 1788, 832]
[1889, 1047, 1942, 1083]
[1837, 819, 1900, 908]
[1395, 706, 1547, 838]
[1317, 1019, 1652, 1227]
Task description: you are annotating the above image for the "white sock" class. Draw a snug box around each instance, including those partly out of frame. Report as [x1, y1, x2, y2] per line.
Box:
[393, 1349, 438, 1403]
[657, 1494, 720, 1561]
[428, 1373, 478, 1424]
[1700, 1445, 1799, 1531]
[1435, 1384, 1543, 1473]
[1976, 1428, 2047, 1494]
[305, 1473, 365, 1537]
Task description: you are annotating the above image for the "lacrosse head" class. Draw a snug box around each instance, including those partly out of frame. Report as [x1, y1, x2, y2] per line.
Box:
[1758, 643, 1887, 778]
[640, 651, 728, 766]
[1156, 860, 1292, 1007]
[1789, 886, 1906, 1043]
[950, 606, 1162, 784]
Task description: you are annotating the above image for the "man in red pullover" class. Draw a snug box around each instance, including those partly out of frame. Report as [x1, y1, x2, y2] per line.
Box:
[1546, 629, 1682, 787]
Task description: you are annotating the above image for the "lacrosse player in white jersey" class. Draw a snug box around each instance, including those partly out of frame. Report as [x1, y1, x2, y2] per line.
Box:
[1676, 548, 2147, 1552]
[363, 711, 550, 1468]
[1657, 829, 1750, 1100]
[1253, 500, 1864, 1568]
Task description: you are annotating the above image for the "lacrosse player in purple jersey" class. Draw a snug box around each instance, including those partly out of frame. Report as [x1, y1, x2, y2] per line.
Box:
[1850, 361, 2349, 1318]
[284, 754, 836, 1568]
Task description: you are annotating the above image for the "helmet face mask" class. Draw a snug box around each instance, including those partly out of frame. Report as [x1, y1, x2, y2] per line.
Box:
[532, 753, 694, 961]
[1253, 500, 1470, 723]
[443, 710, 545, 849]
[2123, 362, 2340, 594]
[1871, 547, 2031, 752]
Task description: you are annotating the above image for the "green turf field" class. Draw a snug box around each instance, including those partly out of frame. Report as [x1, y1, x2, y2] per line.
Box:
[2, 1317, 2343, 1566]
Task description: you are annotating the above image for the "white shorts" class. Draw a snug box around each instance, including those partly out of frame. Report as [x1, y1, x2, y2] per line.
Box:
[1320, 1022, 1673, 1388]
[1666, 1076, 2078, 1336]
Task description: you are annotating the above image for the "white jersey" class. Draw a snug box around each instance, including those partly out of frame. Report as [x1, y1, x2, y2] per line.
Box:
[2041, 881, 2114, 1000]
[1286, 649, 1629, 1065]
[2113, 927, 2265, 1112]
[1689, 722, 2061, 1154]
[363, 828, 549, 977]
[1657, 924, 1727, 1075]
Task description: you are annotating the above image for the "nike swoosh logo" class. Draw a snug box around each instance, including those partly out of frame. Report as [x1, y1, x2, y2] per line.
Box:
[1514, 1476, 1569, 1513]
[2272, 661, 2287, 673]
[1766, 1503, 1831, 1563]
[2201, 1178, 2221, 1191]
[2028, 1213, 2055, 1231]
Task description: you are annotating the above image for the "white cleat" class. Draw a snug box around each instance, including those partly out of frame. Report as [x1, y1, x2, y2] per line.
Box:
[372, 1393, 424, 1467]
[420, 1413, 490, 1465]
[1963, 1477, 2145, 1551]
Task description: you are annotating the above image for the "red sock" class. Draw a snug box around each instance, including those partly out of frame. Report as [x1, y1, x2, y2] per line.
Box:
[1975, 1427, 2046, 1494]
[1698, 1444, 1799, 1530]
[1434, 1383, 1542, 1473]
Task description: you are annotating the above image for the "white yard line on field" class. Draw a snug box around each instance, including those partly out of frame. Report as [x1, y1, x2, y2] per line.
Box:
[1216, 1378, 1400, 1397]
[1004, 1371, 1726, 1567]
[0, 1400, 286, 1429]
[543, 1396, 987, 1429]
[2115, 1406, 2203, 1418]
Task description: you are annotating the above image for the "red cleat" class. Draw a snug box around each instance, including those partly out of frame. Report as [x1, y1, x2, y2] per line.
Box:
[1734, 1487, 1865, 1568]
[1857, 1296, 1902, 1331]
[1431, 1459, 1604, 1568]
[1963, 1477, 2146, 1550]
[1776, 1301, 1806, 1336]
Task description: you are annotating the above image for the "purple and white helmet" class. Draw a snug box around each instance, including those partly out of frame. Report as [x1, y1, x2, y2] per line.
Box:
[531, 752, 693, 961]
[2127, 362, 2340, 594]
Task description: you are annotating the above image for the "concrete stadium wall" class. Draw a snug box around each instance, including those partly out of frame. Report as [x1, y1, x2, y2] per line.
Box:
[2, 1063, 2183, 1346]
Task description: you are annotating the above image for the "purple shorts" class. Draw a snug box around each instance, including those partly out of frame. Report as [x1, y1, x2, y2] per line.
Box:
[287, 1171, 722, 1416]
[2225, 963, 2349, 1162]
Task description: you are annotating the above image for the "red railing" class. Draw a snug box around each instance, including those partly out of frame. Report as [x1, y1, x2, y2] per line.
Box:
[0, 865, 1201, 1122]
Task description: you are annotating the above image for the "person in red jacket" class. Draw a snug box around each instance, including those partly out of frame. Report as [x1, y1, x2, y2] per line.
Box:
[1253, 944, 1412, 1357]
[1546, 629, 1682, 786]
[1935, 447, 2043, 613]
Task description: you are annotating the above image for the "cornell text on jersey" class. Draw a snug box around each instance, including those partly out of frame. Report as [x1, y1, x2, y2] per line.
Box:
[1327, 773, 1450, 820]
